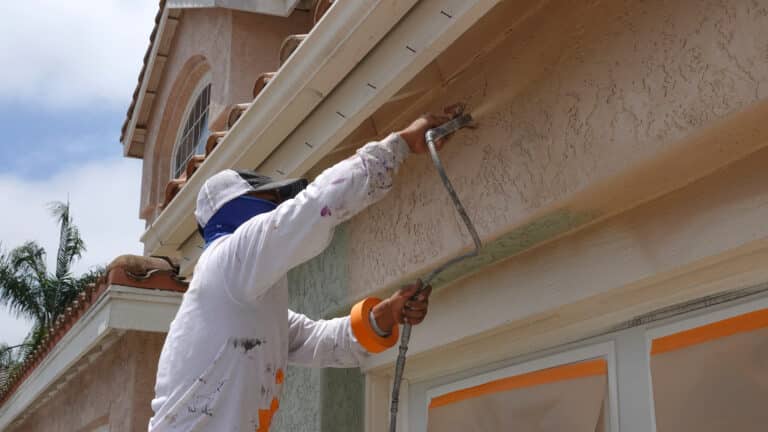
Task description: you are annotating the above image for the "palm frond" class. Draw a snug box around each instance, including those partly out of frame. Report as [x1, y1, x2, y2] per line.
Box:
[9, 242, 47, 283]
[49, 201, 86, 280]
[0, 245, 45, 322]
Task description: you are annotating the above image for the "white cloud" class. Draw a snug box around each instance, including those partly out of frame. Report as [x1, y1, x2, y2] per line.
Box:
[0, 1, 158, 108]
[0, 157, 145, 345]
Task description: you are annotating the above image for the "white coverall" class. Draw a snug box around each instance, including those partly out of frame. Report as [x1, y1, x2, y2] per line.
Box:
[149, 134, 410, 431]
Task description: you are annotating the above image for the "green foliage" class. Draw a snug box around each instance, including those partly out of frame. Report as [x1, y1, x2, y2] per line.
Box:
[0, 201, 103, 384]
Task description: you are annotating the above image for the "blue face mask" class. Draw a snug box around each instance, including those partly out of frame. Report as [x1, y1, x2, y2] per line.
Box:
[202, 195, 277, 247]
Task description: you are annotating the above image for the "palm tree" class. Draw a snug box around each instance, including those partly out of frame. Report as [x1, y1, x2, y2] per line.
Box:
[0, 201, 100, 369]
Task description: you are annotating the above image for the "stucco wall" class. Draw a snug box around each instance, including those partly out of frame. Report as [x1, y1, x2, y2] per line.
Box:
[346, 0, 768, 300]
[8, 331, 165, 432]
[139, 8, 311, 224]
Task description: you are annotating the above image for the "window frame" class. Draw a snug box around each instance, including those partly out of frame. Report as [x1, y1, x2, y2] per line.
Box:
[644, 293, 768, 432]
[402, 289, 768, 432]
[170, 76, 212, 179]
[418, 342, 619, 432]
[645, 292, 768, 342]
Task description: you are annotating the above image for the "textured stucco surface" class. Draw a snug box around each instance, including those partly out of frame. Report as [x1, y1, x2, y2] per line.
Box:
[347, 0, 768, 299]
[272, 225, 365, 432]
[8, 331, 165, 432]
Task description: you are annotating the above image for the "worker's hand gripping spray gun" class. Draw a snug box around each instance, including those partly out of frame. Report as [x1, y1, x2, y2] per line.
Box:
[389, 106, 482, 432]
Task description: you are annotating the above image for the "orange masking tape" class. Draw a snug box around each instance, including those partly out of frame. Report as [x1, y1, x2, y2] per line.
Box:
[350, 297, 399, 354]
[651, 307, 768, 355]
[429, 359, 607, 409]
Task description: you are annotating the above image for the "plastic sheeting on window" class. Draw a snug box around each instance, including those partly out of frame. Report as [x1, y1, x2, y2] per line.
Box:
[427, 359, 607, 432]
[651, 308, 768, 432]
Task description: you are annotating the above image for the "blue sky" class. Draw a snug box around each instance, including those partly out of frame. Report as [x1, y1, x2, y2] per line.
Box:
[0, 106, 121, 179]
[0, 1, 157, 345]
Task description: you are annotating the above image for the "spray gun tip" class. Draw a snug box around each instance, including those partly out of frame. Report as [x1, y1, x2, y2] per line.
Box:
[444, 103, 477, 130]
[444, 103, 466, 118]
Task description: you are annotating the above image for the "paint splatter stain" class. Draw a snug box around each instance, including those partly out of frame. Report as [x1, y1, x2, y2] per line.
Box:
[321, 206, 332, 217]
[233, 338, 263, 353]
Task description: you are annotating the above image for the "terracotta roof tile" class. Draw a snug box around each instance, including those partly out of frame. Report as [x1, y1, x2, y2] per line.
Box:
[252, 72, 277, 99]
[0, 255, 187, 406]
[162, 175, 187, 210]
[205, 131, 228, 156]
[226, 103, 253, 129]
[185, 154, 206, 180]
[279, 34, 307, 66]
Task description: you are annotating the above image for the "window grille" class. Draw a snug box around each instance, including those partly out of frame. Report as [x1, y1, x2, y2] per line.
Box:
[172, 83, 211, 178]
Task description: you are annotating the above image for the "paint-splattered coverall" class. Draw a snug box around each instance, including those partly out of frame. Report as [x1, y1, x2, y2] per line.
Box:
[148, 134, 410, 431]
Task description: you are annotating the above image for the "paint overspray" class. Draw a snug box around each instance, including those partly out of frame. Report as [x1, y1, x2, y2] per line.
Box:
[389, 105, 482, 432]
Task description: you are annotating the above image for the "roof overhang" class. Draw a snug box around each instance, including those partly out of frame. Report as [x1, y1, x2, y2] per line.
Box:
[0, 286, 182, 430]
[141, 0, 503, 273]
[121, 5, 181, 159]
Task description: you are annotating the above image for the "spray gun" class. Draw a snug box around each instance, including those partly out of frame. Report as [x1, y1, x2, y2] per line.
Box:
[389, 106, 481, 432]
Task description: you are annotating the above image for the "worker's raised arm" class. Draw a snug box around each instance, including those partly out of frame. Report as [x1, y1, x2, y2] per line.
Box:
[211, 115, 449, 305]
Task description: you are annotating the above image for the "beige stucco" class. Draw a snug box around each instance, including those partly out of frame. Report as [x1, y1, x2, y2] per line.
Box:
[7, 331, 165, 432]
[139, 8, 312, 223]
[344, 0, 768, 299]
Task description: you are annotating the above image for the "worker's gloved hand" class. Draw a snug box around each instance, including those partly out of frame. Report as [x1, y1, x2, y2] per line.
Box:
[372, 281, 433, 333]
[397, 113, 451, 154]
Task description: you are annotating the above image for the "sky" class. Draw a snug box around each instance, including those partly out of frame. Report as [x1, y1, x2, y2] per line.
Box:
[0, 1, 158, 345]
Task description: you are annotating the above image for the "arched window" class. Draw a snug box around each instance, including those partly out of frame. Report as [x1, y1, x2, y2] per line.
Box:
[172, 82, 211, 178]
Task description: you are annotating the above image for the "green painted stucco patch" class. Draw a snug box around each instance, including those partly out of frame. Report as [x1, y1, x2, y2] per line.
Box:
[272, 224, 364, 432]
[428, 208, 598, 288]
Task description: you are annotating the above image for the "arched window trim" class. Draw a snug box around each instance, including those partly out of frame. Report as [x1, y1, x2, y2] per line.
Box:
[171, 75, 212, 179]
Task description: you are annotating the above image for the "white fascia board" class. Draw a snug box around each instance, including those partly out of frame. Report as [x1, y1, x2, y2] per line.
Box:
[168, 0, 301, 17]
[122, 8, 171, 157]
[141, 0, 420, 256]
[0, 286, 182, 430]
